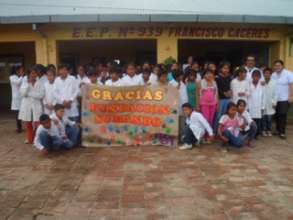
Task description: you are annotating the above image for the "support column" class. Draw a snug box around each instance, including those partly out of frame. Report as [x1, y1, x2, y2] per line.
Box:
[35, 37, 48, 65]
[157, 37, 178, 63]
[47, 38, 58, 67]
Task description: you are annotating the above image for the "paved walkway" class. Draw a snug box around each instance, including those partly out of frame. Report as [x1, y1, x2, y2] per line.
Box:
[0, 117, 293, 220]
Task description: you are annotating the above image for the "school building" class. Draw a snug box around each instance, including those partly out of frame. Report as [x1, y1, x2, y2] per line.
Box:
[1, 1, 293, 110]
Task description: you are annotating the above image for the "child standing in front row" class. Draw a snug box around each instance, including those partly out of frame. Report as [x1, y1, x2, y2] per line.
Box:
[218, 102, 245, 148]
[19, 66, 45, 144]
[262, 68, 277, 136]
[179, 103, 214, 150]
[231, 67, 249, 104]
[198, 69, 218, 128]
[247, 70, 264, 138]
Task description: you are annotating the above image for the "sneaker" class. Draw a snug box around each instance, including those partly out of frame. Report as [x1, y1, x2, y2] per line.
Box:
[267, 131, 272, 137]
[179, 144, 193, 150]
[262, 131, 268, 137]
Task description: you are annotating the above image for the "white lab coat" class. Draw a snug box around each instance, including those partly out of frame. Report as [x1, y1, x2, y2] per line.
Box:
[18, 79, 45, 122]
[105, 79, 122, 86]
[43, 81, 56, 115]
[76, 75, 90, 97]
[263, 80, 277, 115]
[244, 66, 264, 82]
[76, 75, 90, 85]
[247, 82, 265, 119]
[50, 112, 75, 138]
[33, 123, 59, 150]
[139, 73, 158, 85]
[120, 74, 144, 86]
[53, 75, 79, 118]
[39, 75, 48, 85]
[186, 111, 214, 141]
[231, 78, 250, 104]
[169, 79, 188, 113]
[9, 75, 24, 110]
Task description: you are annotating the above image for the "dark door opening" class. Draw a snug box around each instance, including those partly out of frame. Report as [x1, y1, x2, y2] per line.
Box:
[58, 39, 157, 70]
[179, 40, 271, 67]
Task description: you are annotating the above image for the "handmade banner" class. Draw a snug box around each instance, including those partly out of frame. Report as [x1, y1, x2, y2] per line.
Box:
[81, 84, 179, 147]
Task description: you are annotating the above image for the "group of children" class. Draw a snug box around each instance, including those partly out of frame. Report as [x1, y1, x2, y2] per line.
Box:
[9, 56, 293, 154]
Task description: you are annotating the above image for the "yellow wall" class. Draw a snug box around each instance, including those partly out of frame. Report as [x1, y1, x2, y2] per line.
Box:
[0, 23, 292, 69]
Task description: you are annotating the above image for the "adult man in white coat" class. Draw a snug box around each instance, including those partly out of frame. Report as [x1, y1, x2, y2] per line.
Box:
[53, 64, 79, 122]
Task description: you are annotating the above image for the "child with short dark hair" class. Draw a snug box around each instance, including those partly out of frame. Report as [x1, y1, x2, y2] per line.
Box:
[34, 114, 54, 155]
[179, 103, 214, 150]
[247, 70, 264, 137]
[50, 104, 81, 147]
[105, 66, 121, 86]
[43, 69, 56, 115]
[262, 68, 277, 136]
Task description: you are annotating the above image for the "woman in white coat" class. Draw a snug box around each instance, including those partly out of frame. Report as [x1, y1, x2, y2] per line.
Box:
[19, 66, 45, 144]
[9, 65, 25, 132]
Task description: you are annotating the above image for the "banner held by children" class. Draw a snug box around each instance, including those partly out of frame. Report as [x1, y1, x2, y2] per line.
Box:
[81, 84, 179, 147]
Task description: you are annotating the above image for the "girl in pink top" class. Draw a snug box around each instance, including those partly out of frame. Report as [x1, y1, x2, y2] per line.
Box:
[218, 102, 245, 148]
[199, 69, 218, 128]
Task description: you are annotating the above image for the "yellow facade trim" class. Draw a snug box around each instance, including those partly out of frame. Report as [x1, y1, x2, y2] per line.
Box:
[0, 23, 293, 69]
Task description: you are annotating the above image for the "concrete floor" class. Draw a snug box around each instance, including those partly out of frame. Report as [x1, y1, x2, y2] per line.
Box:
[0, 116, 293, 220]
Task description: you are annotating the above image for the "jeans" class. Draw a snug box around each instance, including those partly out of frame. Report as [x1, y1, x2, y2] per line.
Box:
[38, 131, 75, 151]
[275, 101, 289, 135]
[262, 115, 273, 132]
[241, 122, 257, 141]
[69, 116, 80, 123]
[182, 125, 198, 145]
[223, 129, 243, 148]
[252, 118, 262, 137]
[65, 125, 81, 146]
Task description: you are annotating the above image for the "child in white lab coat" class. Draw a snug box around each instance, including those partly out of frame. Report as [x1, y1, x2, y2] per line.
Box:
[262, 68, 277, 136]
[247, 70, 265, 138]
[231, 67, 249, 104]
[179, 103, 214, 150]
[19, 66, 45, 144]
[53, 64, 79, 122]
[169, 69, 188, 108]
[35, 64, 48, 85]
[120, 63, 143, 86]
[141, 68, 153, 85]
[105, 66, 122, 86]
[9, 65, 25, 132]
[43, 69, 56, 115]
